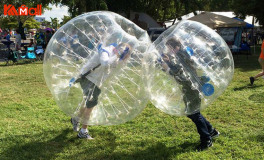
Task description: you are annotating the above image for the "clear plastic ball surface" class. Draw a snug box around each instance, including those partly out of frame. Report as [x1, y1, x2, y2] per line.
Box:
[144, 20, 234, 116]
[43, 11, 151, 125]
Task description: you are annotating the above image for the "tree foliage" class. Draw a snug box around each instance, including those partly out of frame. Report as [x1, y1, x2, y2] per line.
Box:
[59, 0, 108, 17]
[0, 15, 40, 30]
[0, 16, 17, 29]
[231, 0, 264, 25]
[59, 0, 206, 22]
[60, 15, 71, 26]
[1, 0, 263, 32]
[55, 0, 263, 26]
[203, 0, 232, 11]
[42, 20, 52, 28]
[0, 0, 51, 39]
[23, 17, 41, 29]
[50, 17, 59, 29]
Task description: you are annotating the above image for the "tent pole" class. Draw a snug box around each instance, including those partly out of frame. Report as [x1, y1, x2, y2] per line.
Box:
[252, 16, 255, 54]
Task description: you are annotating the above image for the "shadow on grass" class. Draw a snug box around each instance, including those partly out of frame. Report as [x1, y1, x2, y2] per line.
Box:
[0, 128, 117, 160]
[0, 129, 75, 160]
[0, 60, 43, 67]
[81, 141, 173, 160]
[0, 128, 118, 160]
[178, 141, 197, 151]
[1, 128, 196, 160]
[75, 140, 195, 160]
[247, 133, 264, 143]
[248, 92, 264, 103]
[233, 84, 263, 91]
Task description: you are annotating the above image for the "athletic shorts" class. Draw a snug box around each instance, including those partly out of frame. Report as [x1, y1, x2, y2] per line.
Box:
[258, 58, 264, 69]
[80, 78, 101, 108]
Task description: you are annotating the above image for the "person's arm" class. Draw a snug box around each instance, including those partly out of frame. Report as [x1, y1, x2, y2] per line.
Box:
[159, 59, 170, 73]
[79, 61, 92, 76]
[100, 51, 117, 66]
[159, 55, 183, 76]
[157, 55, 170, 73]
[79, 53, 101, 76]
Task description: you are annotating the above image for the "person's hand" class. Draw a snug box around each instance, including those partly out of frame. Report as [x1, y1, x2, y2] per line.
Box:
[157, 57, 163, 64]
[69, 77, 76, 87]
[69, 75, 81, 87]
[162, 54, 170, 62]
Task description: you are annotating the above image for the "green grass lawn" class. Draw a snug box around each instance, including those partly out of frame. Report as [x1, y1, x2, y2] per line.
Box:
[0, 48, 264, 159]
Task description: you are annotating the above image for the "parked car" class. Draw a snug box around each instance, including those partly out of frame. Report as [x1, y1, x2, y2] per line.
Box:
[147, 28, 166, 42]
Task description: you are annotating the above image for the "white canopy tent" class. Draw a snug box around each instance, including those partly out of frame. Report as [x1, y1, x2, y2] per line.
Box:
[212, 12, 260, 27]
[165, 11, 259, 28]
[188, 12, 246, 29]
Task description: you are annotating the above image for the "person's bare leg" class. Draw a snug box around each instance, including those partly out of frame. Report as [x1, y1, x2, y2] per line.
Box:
[254, 58, 264, 79]
[78, 107, 94, 139]
[81, 107, 94, 129]
[254, 71, 264, 79]
[71, 98, 87, 132]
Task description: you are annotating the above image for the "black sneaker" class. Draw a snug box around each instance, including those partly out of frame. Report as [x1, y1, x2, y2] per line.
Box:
[250, 77, 255, 85]
[197, 140, 213, 151]
[210, 129, 220, 139]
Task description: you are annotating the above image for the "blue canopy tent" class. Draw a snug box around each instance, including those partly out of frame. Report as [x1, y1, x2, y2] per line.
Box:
[233, 17, 254, 28]
[232, 17, 253, 56]
[188, 12, 250, 58]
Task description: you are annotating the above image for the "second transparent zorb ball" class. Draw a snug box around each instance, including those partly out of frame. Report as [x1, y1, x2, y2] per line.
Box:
[144, 20, 234, 116]
[43, 11, 151, 125]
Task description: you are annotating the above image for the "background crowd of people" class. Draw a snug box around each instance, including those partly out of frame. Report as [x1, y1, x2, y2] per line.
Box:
[0, 28, 55, 52]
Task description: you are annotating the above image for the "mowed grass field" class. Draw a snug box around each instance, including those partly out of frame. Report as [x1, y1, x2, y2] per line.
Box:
[0, 47, 264, 160]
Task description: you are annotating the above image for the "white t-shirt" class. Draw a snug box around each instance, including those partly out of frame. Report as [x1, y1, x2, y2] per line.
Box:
[80, 45, 118, 87]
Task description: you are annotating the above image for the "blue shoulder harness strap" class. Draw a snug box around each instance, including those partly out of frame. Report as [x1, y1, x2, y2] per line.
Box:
[99, 43, 117, 56]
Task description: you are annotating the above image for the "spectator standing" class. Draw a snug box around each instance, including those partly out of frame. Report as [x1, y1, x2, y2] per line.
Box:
[45, 30, 53, 48]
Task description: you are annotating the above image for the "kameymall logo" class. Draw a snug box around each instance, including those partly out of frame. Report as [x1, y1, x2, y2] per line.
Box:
[4, 4, 42, 16]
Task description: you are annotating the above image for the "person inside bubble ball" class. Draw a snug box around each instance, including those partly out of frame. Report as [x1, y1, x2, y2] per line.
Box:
[158, 38, 220, 151]
[69, 42, 132, 139]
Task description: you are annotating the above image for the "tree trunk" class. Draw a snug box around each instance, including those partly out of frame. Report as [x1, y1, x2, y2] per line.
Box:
[19, 21, 26, 40]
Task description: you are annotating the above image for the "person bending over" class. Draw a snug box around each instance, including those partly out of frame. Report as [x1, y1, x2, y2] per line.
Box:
[70, 43, 131, 139]
[159, 38, 220, 151]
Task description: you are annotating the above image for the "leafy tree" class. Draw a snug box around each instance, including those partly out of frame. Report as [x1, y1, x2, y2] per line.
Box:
[42, 20, 52, 28]
[0, 16, 40, 30]
[59, 0, 108, 17]
[50, 17, 59, 29]
[0, 16, 17, 29]
[203, 0, 232, 11]
[106, 0, 205, 22]
[60, 15, 71, 26]
[0, 0, 51, 39]
[23, 17, 41, 29]
[169, 0, 206, 24]
[106, 0, 143, 18]
[53, 0, 206, 23]
[231, 0, 264, 25]
[51, 0, 264, 26]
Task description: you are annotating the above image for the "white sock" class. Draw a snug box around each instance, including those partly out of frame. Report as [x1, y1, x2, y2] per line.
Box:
[81, 128, 88, 133]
